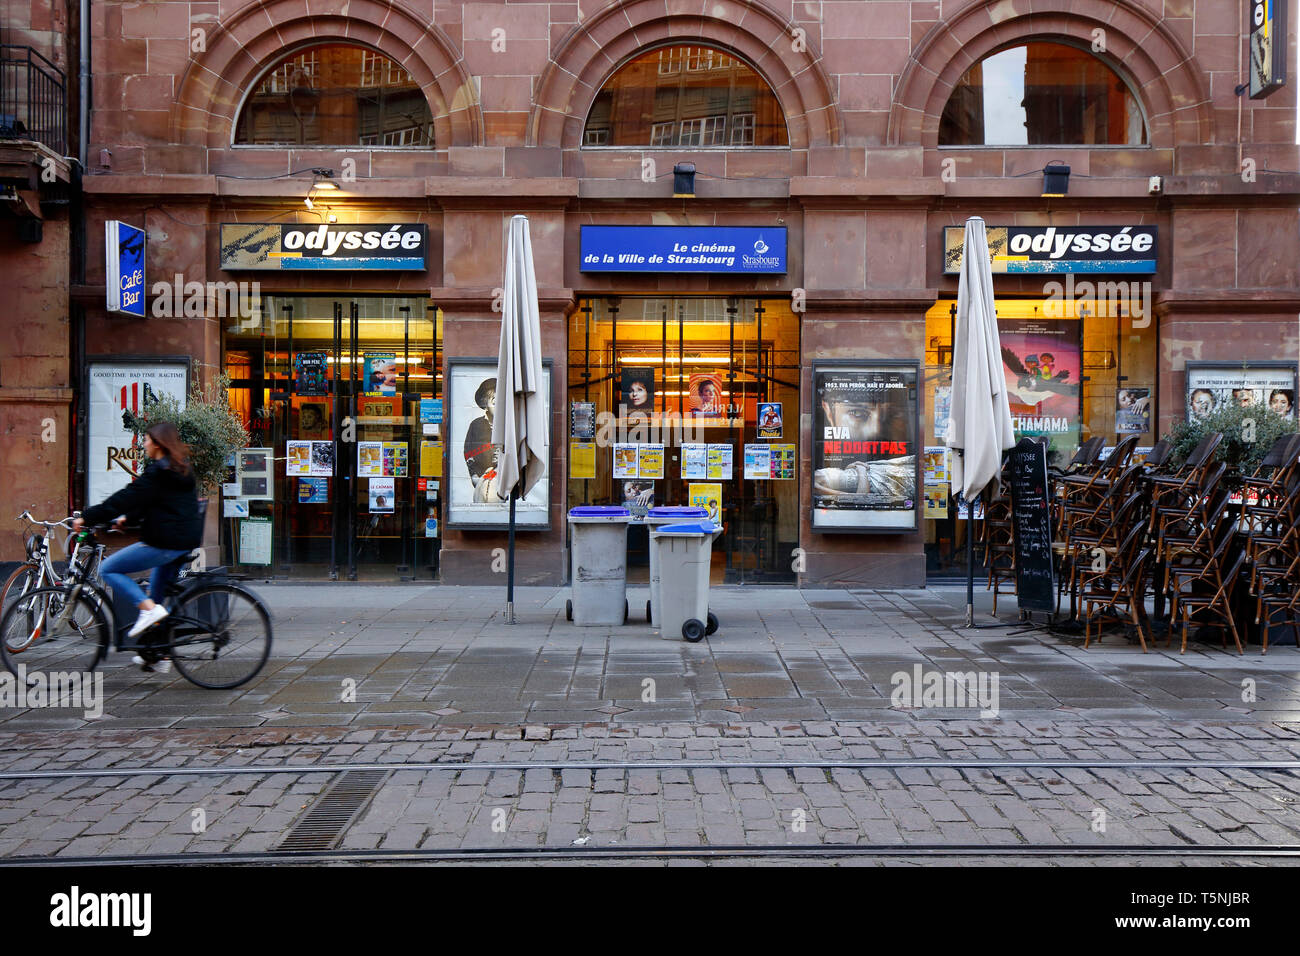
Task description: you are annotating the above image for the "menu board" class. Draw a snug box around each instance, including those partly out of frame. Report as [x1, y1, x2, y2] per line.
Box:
[1007, 438, 1056, 612]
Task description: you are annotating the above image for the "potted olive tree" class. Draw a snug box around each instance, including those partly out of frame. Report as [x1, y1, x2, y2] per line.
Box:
[125, 368, 250, 552]
[1165, 402, 1297, 483]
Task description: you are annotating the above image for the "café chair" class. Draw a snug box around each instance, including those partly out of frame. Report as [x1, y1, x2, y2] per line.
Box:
[1168, 544, 1247, 655]
[1257, 552, 1300, 655]
[1078, 539, 1153, 652]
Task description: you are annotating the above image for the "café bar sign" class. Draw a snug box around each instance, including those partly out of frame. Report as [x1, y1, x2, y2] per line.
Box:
[943, 225, 1157, 275]
[220, 223, 428, 270]
[106, 220, 146, 317]
[580, 225, 787, 274]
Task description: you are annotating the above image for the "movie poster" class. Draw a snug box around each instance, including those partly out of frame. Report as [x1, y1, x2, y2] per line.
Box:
[687, 373, 725, 417]
[1185, 363, 1298, 421]
[621, 479, 655, 518]
[999, 319, 1082, 469]
[1115, 387, 1152, 434]
[294, 352, 329, 396]
[368, 478, 396, 513]
[363, 352, 397, 396]
[812, 363, 918, 531]
[298, 401, 330, 439]
[757, 402, 783, 439]
[445, 360, 551, 529]
[620, 368, 655, 416]
[689, 483, 723, 525]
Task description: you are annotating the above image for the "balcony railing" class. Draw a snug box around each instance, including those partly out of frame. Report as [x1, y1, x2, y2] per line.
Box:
[0, 45, 67, 155]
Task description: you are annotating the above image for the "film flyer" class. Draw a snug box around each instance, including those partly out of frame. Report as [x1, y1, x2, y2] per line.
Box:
[812, 365, 918, 531]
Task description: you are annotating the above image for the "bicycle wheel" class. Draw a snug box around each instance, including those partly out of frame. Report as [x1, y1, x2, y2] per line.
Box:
[1, 563, 41, 610]
[168, 584, 272, 689]
[0, 586, 110, 675]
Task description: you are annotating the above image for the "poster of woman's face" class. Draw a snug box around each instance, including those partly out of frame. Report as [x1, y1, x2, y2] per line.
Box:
[620, 368, 655, 414]
[299, 401, 329, 439]
[1186, 364, 1299, 422]
[688, 373, 724, 416]
[445, 360, 551, 529]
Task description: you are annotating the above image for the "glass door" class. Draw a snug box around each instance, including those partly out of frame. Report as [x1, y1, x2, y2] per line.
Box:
[566, 296, 800, 584]
[224, 295, 440, 580]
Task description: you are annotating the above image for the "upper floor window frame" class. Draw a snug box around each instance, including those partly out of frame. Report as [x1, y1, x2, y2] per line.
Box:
[582, 41, 790, 150]
[232, 40, 436, 149]
[937, 38, 1151, 150]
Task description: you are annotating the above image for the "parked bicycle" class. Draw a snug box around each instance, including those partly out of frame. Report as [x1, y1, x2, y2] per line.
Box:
[0, 523, 273, 689]
[2, 512, 78, 607]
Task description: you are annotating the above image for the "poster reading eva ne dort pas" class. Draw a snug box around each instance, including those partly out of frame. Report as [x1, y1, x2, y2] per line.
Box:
[811, 362, 919, 533]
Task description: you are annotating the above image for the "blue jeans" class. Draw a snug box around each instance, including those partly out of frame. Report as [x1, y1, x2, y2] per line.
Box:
[101, 543, 191, 608]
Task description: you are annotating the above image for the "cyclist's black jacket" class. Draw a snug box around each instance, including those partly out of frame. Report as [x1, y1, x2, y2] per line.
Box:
[82, 458, 203, 550]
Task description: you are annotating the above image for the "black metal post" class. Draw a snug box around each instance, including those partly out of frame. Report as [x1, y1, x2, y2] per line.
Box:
[506, 484, 517, 623]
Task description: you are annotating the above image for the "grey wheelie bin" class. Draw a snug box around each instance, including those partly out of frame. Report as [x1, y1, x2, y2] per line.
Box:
[649, 520, 721, 642]
[644, 506, 709, 623]
[566, 506, 632, 626]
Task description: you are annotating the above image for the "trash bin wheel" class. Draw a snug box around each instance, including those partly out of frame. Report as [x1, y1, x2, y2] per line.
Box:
[705, 612, 719, 636]
[682, 619, 706, 642]
[565, 599, 572, 622]
[646, 600, 652, 623]
[624, 599, 629, 624]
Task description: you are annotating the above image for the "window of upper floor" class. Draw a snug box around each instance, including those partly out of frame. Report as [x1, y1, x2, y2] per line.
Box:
[582, 44, 789, 148]
[234, 43, 435, 147]
[939, 41, 1148, 147]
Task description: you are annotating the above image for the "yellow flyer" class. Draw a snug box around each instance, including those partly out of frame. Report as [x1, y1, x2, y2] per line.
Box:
[637, 444, 665, 479]
[923, 482, 950, 519]
[419, 440, 443, 478]
[706, 444, 732, 480]
[570, 441, 596, 478]
[689, 483, 723, 525]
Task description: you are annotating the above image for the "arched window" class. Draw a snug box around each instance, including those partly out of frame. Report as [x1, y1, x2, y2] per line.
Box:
[939, 42, 1147, 146]
[235, 43, 435, 146]
[583, 45, 788, 148]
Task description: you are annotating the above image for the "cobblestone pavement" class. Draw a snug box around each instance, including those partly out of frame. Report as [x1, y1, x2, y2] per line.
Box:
[2, 584, 1297, 732]
[1, 720, 1300, 863]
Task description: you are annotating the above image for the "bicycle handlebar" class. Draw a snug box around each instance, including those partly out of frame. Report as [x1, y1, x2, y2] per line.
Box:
[17, 512, 76, 530]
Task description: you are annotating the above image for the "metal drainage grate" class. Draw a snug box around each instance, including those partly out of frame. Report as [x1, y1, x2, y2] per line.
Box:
[277, 770, 389, 852]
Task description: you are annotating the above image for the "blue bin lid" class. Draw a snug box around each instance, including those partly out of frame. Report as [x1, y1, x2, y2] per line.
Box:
[568, 506, 631, 518]
[647, 507, 708, 518]
[653, 520, 719, 536]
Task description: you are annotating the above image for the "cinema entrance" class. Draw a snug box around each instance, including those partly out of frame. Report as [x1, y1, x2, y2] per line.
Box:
[567, 297, 800, 583]
[223, 294, 442, 580]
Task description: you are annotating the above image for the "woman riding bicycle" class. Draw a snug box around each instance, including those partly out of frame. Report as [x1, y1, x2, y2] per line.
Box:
[73, 421, 202, 671]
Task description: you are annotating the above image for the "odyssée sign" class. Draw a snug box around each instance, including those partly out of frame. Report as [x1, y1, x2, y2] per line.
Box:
[220, 223, 428, 270]
[943, 225, 1158, 275]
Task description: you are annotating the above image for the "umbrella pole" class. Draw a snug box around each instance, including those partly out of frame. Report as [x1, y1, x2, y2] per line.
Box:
[965, 501, 975, 628]
[506, 484, 517, 624]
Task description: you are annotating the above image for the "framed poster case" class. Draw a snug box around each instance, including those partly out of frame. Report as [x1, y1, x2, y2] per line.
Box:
[811, 360, 920, 533]
[444, 357, 553, 530]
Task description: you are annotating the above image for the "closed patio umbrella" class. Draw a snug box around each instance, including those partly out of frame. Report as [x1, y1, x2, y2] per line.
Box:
[492, 214, 549, 622]
[947, 216, 1016, 626]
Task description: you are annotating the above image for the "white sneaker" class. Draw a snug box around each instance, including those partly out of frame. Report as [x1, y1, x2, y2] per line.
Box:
[128, 605, 169, 638]
[131, 655, 171, 674]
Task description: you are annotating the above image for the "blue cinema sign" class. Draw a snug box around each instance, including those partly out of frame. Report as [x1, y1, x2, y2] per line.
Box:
[106, 220, 146, 317]
[580, 225, 787, 274]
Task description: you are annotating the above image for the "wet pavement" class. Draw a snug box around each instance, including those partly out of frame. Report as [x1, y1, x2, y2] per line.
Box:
[0, 584, 1295, 733]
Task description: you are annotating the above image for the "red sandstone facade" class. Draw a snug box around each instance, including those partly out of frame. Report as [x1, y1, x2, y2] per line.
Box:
[2, 0, 1298, 587]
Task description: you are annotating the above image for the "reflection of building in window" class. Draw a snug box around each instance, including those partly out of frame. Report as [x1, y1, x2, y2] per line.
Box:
[939, 42, 1147, 146]
[237, 43, 435, 147]
[585, 44, 787, 148]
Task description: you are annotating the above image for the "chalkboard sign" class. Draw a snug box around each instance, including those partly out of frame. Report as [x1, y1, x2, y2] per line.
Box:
[1008, 438, 1056, 612]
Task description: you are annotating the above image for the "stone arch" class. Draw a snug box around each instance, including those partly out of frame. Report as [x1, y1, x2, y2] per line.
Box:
[531, 0, 840, 149]
[173, 0, 480, 149]
[889, 0, 1213, 150]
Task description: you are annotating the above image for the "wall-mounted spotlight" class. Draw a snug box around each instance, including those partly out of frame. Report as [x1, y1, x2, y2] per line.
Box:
[1042, 161, 1071, 197]
[311, 168, 339, 190]
[673, 162, 696, 198]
